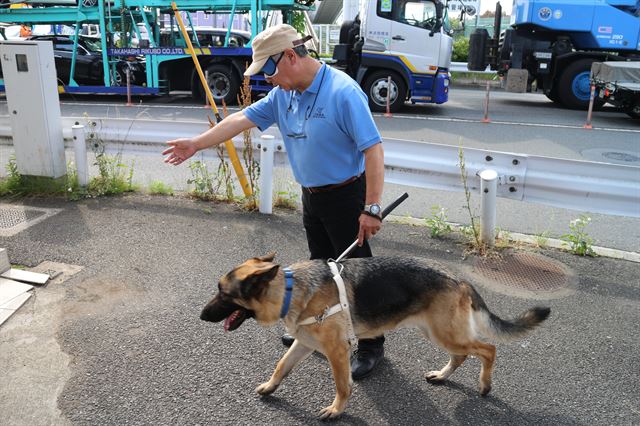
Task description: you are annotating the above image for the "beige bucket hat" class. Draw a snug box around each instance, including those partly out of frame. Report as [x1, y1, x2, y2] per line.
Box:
[244, 24, 307, 76]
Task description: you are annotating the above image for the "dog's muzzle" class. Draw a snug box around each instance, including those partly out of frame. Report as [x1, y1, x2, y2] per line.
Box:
[200, 295, 254, 331]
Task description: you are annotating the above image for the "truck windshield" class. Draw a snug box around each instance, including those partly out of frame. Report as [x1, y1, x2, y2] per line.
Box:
[400, 0, 438, 30]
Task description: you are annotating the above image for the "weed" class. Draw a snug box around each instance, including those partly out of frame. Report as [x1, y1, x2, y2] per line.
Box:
[495, 228, 512, 249]
[239, 75, 260, 210]
[0, 155, 21, 196]
[561, 214, 596, 256]
[534, 231, 550, 248]
[148, 181, 174, 196]
[458, 145, 486, 254]
[274, 181, 299, 210]
[85, 117, 136, 197]
[425, 205, 453, 238]
[188, 159, 216, 200]
[66, 161, 86, 200]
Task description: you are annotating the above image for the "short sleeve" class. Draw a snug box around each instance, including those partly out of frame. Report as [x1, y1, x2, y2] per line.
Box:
[243, 89, 277, 131]
[339, 85, 382, 151]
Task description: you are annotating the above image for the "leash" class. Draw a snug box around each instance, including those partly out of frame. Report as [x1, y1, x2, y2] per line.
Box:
[294, 193, 410, 347]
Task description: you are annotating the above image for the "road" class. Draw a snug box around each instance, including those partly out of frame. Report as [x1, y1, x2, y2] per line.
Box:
[0, 88, 638, 252]
[0, 88, 639, 425]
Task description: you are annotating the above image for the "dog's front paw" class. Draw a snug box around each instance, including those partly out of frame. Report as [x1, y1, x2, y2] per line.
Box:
[318, 404, 344, 420]
[255, 381, 278, 396]
[425, 370, 446, 382]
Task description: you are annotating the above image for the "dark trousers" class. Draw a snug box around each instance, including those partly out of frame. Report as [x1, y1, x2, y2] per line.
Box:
[301, 174, 384, 349]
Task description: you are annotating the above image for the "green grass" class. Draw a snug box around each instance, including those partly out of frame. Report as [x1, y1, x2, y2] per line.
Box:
[450, 71, 498, 82]
[148, 181, 174, 196]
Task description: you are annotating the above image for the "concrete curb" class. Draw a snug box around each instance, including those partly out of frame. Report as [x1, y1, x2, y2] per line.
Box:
[387, 214, 640, 263]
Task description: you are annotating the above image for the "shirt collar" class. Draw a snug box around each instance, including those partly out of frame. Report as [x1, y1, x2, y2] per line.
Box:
[301, 62, 326, 95]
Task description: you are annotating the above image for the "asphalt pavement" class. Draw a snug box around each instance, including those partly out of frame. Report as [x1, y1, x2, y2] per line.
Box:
[0, 191, 639, 425]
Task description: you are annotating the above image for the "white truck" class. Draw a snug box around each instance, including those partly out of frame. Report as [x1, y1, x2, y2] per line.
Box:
[333, 0, 453, 112]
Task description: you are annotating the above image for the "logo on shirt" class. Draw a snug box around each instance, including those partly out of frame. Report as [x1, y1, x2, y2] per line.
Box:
[311, 107, 326, 119]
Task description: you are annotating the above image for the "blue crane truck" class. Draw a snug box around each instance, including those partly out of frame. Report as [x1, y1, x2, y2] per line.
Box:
[467, 0, 640, 109]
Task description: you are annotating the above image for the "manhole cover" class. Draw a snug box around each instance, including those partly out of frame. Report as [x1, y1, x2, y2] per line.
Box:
[581, 148, 640, 165]
[602, 151, 640, 163]
[0, 204, 62, 237]
[474, 251, 573, 295]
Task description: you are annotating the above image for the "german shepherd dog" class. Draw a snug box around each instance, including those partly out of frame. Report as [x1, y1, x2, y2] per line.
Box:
[201, 254, 550, 419]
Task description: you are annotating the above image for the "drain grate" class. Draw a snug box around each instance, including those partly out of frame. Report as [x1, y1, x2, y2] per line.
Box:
[0, 204, 62, 237]
[0, 208, 45, 229]
[474, 251, 570, 293]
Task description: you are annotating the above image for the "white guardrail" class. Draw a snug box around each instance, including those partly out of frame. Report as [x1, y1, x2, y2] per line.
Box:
[450, 62, 493, 74]
[0, 116, 638, 218]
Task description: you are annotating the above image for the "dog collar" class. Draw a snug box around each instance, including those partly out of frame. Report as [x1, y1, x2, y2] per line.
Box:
[280, 268, 294, 318]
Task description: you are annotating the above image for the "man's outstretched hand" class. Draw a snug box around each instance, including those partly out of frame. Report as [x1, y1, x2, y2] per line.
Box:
[163, 138, 198, 166]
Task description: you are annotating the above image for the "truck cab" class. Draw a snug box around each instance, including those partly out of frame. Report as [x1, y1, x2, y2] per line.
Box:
[334, 0, 452, 112]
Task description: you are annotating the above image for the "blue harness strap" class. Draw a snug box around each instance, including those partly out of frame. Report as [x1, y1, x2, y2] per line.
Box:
[280, 268, 295, 318]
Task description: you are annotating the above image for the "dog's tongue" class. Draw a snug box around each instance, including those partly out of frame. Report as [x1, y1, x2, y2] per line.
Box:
[224, 309, 241, 332]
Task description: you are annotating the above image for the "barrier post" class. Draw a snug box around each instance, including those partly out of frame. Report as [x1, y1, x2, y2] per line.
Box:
[71, 125, 89, 187]
[479, 169, 498, 247]
[584, 85, 595, 129]
[258, 135, 275, 214]
[204, 70, 210, 109]
[126, 68, 132, 107]
[482, 80, 491, 123]
[384, 76, 393, 117]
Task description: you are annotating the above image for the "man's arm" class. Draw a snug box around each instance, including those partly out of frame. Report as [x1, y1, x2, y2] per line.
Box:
[364, 142, 384, 205]
[193, 110, 256, 150]
[163, 110, 256, 165]
[357, 142, 385, 246]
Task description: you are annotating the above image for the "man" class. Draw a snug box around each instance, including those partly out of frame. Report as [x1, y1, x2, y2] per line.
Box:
[162, 24, 385, 380]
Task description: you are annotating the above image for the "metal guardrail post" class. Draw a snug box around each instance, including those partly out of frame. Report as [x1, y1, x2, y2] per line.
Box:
[71, 125, 89, 187]
[584, 85, 596, 129]
[259, 135, 275, 214]
[479, 169, 498, 247]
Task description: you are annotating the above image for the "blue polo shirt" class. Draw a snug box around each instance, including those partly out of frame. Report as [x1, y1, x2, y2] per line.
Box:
[244, 63, 381, 188]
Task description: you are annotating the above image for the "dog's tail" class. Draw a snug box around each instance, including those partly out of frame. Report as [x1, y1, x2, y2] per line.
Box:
[465, 282, 551, 342]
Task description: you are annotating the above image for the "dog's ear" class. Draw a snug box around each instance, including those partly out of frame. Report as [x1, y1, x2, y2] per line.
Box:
[255, 252, 276, 263]
[240, 264, 280, 299]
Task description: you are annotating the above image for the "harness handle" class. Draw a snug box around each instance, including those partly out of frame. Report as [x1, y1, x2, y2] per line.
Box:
[335, 192, 409, 263]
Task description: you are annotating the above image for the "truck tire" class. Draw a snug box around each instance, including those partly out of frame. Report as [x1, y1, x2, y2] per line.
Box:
[362, 71, 406, 113]
[557, 59, 601, 110]
[193, 63, 239, 105]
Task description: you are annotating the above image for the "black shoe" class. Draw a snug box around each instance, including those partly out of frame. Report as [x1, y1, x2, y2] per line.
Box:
[281, 333, 295, 347]
[351, 346, 384, 380]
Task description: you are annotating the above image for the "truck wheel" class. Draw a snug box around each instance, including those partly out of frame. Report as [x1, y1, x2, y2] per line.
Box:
[362, 71, 406, 113]
[195, 64, 239, 105]
[557, 59, 602, 110]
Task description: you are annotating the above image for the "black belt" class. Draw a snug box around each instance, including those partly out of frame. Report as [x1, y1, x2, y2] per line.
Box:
[303, 174, 361, 194]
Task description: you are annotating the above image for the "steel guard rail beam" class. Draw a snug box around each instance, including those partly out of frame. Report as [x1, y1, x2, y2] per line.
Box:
[0, 117, 637, 218]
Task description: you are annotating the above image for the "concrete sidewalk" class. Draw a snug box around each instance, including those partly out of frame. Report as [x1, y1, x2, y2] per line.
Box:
[0, 194, 638, 425]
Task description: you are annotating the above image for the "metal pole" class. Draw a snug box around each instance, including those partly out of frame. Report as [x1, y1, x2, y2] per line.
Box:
[482, 80, 491, 123]
[384, 76, 392, 118]
[204, 70, 209, 109]
[584, 85, 595, 129]
[259, 135, 275, 214]
[126, 68, 132, 107]
[479, 169, 498, 247]
[72, 125, 89, 187]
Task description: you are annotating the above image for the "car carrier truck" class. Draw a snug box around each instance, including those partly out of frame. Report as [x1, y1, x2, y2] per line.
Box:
[467, 0, 640, 109]
[0, 0, 454, 112]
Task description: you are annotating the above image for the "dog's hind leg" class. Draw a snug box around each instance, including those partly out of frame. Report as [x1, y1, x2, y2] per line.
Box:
[255, 340, 313, 396]
[468, 341, 496, 396]
[425, 354, 467, 382]
[318, 341, 352, 420]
